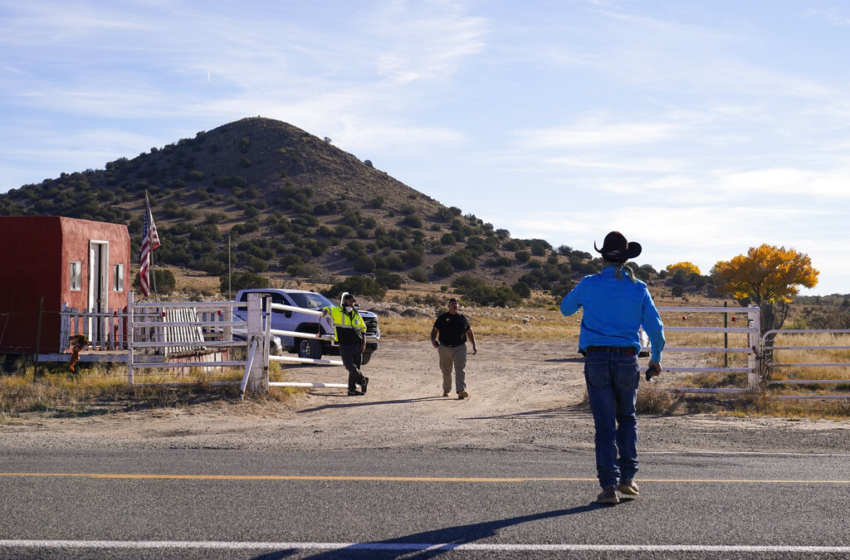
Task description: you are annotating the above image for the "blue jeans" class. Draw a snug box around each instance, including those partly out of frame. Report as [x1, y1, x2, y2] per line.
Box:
[584, 352, 640, 489]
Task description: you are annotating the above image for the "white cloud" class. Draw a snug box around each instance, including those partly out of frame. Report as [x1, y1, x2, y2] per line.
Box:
[516, 119, 682, 149]
[712, 167, 850, 199]
[804, 6, 850, 28]
[371, 0, 487, 83]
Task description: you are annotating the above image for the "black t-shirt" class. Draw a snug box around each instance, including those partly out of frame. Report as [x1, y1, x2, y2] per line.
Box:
[433, 312, 471, 347]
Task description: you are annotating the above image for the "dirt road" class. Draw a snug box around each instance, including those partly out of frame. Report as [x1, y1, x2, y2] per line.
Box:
[2, 340, 849, 454]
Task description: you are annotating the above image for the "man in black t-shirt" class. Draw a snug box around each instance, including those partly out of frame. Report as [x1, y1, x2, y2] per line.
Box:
[430, 297, 477, 399]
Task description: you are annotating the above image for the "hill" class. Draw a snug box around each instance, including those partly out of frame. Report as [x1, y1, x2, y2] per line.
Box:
[0, 117, 712, 304]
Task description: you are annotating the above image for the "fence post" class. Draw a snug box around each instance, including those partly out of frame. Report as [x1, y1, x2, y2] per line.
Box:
[128, 291, 135, 386]
[224, 305, 232, 343]
[747, 305, 761, 391]
[245, 293, 268, 394]
[59, 303, 69, 355]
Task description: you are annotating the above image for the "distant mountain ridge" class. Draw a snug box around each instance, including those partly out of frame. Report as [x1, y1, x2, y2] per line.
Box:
[0, 117, 689, 303]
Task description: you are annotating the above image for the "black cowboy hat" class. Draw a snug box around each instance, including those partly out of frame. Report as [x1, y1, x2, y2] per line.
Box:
[594, 231, 642, 262]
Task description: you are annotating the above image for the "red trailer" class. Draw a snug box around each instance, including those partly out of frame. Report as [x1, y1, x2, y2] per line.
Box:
[0, 216, 131, 355]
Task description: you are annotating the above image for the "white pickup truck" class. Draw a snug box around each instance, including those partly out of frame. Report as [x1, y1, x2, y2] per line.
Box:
[234, 289, 381, 364]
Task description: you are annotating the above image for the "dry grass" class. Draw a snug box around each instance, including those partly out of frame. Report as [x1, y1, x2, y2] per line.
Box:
[636, 386, 682, 415]
[0, 360, 298, 422]
[770, 332, 850, 382]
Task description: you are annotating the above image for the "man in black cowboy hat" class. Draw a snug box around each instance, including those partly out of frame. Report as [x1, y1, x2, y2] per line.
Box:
[560, 231, 665, 505]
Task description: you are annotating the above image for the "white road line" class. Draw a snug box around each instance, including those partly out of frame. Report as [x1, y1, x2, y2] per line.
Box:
[1, 540, 849, 553]
[642, 451, 850, 457]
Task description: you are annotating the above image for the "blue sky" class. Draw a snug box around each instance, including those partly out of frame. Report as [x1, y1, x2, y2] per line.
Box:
[1, 0, 848, 295]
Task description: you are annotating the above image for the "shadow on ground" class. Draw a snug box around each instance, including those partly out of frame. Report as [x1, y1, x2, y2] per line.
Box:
[250, 503, 616, 559]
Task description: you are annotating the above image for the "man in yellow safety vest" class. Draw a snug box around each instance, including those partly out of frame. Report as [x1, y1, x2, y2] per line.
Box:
[321, 292, 369, 396]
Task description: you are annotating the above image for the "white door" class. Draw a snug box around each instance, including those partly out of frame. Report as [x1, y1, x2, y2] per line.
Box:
[88, 241, 109, 344]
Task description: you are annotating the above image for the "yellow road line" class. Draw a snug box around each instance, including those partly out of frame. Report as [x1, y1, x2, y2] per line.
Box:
[0, 473, 848, 484]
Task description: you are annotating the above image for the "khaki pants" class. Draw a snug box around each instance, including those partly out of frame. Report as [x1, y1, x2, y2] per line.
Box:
[438, 344, 467, 393]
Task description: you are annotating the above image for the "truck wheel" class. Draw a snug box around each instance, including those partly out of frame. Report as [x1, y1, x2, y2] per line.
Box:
[361, 350, 373, 365]
[298, 339, 323, 360]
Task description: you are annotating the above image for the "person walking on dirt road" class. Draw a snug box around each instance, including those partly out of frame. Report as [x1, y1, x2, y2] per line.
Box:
[560, 231, 665, 505]
[322, 292, 369, 396]
[431, 297, 477, 399]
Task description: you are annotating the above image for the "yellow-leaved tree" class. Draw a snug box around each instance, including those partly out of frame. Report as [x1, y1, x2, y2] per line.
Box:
[666, 262, 701, 275]
[711, 244, 819, 353]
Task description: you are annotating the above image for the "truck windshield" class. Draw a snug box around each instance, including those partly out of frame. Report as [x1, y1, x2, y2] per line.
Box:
[288, 292, 333, 310]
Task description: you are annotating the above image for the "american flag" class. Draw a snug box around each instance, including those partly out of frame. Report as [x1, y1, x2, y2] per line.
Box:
[139, 192, 161, 297]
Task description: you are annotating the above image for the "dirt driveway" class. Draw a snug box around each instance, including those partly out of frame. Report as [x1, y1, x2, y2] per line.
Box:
[2, 340, 849, 454]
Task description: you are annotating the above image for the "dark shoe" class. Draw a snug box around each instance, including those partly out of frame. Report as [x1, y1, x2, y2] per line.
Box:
[347, 390, 364, 396]
[442, 392, 450, 397]
[596, 486, 619, 505]
[618, 480, 639, 496]
[457, 390, 469, 399]
[360, 377, 369, 394]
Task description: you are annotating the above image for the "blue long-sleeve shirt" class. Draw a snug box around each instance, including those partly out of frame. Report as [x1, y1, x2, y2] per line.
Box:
[560, 265, 666, 363]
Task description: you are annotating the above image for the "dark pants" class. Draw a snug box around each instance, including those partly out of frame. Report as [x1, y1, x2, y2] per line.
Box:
[584, 352, 640, 489]
[339, 343, 365, 392]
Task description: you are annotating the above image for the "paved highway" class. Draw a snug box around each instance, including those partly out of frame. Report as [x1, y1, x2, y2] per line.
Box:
[1, 449, 849, 559]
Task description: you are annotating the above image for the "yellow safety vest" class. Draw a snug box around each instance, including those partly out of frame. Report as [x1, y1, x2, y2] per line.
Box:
[325, 306, 367, 341]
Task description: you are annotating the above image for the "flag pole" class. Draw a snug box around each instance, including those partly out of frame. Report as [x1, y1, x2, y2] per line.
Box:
[144, 191, 160, 303]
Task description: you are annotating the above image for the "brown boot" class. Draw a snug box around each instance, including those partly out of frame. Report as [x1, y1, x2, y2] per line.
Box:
[596, 486, 619, 504]
[618, 480, 639, 496]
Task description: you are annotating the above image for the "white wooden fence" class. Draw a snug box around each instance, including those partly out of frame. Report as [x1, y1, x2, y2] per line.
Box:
[57, 293, 349, 397]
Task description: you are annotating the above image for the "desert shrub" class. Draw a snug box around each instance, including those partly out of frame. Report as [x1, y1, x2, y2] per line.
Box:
[323, 276, 386, 301]
[280, 254, 304, 268]
[401, 248, 424, 267]
[451, 275, 521, 307]
[375, 269, 403, 289]
[635, 385, 677, 415]
[354, 256, 376, 273]
[527, 239, 552, 256]
[512, 281, 531, 298]
[503, 239, 522, 252]
[402, 214, 422, 228]
[243, 254, 269, 273]
[408, 267, 429, 283]
[448, 249, 477, 271]
[335, 225, 354, 238]
[378, 254, 400, 270]
[205, 212, 226, 224]
[432, 259, 454, 278]
[435, 207, 454, 222]
[222, 271, 268, 292]
[198, 256, 227, 276]
[133, 269, 176, 295]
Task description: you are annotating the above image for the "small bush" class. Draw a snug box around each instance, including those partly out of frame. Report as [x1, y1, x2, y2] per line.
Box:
[635, 386, 677, 415]
[222, 271, 268, 293]
[323, 276, 386, 301]
[133, 269, 176, 295]
[402, 214, 422, 228]
[408, 267, 429, 283]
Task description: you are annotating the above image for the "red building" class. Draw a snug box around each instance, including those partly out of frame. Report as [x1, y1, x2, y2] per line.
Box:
[0, 216, 131, 354]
